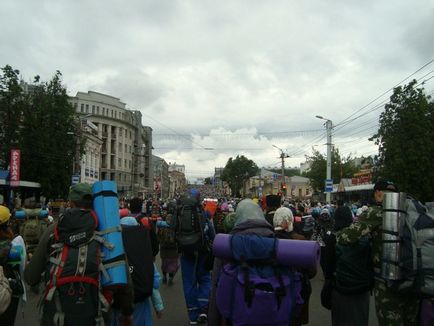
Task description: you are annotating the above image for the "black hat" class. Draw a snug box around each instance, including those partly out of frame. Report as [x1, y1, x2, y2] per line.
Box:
[266, 195, 281, 208]
[374, 180, 398, 192]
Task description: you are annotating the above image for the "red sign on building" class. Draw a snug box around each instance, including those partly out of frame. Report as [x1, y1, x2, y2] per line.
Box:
[10, 149, 21, 187]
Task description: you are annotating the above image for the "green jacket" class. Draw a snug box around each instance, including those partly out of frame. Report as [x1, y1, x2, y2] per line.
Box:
[337, 204, 383, 270]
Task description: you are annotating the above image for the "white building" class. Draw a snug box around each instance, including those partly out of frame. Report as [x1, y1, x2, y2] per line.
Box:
[69, 91, 153, 197]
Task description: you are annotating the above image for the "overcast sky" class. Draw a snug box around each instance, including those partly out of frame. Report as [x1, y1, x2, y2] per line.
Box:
[2, 0, 433, 180]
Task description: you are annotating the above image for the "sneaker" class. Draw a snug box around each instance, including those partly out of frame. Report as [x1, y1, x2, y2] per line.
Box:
[198, 313, 207, 323]
[189, 321, 198, 325]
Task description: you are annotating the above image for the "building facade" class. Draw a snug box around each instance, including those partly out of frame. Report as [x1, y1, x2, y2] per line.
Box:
[69, 91, 153, 197]
[152, 155, 169, 199]
[168, 170, 187, 198]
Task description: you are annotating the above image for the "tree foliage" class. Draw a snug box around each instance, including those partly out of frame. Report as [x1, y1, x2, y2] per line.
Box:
[371, 80, 434, 202]
[0, 66, 84, 199]
[221, 155, 259, 197]
[303, 148, 357, 192]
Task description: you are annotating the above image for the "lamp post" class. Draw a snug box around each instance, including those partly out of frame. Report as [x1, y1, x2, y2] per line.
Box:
[315, 115, 333, 204]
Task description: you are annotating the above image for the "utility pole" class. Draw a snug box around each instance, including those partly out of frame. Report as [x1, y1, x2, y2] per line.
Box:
[272, 145, 290, 197]
[316, 115, 333, 204]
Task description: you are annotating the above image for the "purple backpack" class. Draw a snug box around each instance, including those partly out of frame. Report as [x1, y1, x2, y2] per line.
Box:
[215, 235, 303, 326]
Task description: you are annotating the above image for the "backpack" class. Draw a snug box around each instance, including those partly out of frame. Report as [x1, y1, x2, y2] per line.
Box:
[334, 236, 374, 294]
[121, 222, 154, 303]
[175, 196, 204, 252]
[43, 208, 109, 326]
[216, 234, 302, 326]
[383, 197, 434, 296]
[21, 218, 47, 254]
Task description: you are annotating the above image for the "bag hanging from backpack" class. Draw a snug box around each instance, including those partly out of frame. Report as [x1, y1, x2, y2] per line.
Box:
[175, 196, 204, 253]
[121, 222, 154, 303]
[381, 193, 434, 296]
[215, 234, 302, 326]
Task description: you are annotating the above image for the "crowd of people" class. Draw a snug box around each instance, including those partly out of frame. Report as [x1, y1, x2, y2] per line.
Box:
[0, 180, 432, 325]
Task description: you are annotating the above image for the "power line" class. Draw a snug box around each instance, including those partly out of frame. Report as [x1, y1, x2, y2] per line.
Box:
[335, 59, 434, 127]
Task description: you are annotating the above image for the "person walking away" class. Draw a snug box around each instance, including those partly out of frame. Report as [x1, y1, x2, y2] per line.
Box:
[312, 208, 334, 274]
[337, 180, 419, 325]
[273, 207, 316, 326]
[264, 194, 281, 226]
[111, 215, 163, 326]
[24, 183, 134, 326]
[174, 189, 215, 325]
[158, 201, 179, 285]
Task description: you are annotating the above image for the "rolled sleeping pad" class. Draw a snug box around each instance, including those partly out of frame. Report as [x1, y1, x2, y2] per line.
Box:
[92, 181, 127, 287]
[119, 208, 130, 218]
[213, 233, 320, 269]
[14, 210, 27, 219]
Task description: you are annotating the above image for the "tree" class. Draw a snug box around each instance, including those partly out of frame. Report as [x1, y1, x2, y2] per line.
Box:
[0, 65, 25, 169]
[303, 147, 357, 192]
[370, 80, 434, 202]
[0, 66, 84, 199]
[221, 155, 259, 197]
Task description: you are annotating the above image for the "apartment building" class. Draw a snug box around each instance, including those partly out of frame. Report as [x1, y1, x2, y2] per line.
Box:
[69, 91, 153, 197]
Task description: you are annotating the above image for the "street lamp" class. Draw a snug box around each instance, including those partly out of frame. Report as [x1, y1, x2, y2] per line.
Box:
[315, 115, 333, 204]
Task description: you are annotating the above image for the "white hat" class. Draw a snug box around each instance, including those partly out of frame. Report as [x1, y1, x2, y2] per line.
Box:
[273, 207, 294, 232]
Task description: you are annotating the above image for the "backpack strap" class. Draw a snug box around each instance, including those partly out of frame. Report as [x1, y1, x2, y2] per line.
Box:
[270, 238, 286, 309]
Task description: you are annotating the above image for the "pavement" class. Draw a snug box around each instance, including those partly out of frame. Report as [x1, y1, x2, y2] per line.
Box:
[15, 257, 379, 326]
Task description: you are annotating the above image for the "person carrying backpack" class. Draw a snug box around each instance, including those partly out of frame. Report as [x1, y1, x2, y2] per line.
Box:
[24, 183, 134, 326]
[337, 180, 419, 325]
[158, 201, 179, 285]
[20, 201, 48, 260]
[273, 206, 316, 326]
[213, 199, 303, 326]
[174, 189, 215, 325]
[111, 214, 164, 326]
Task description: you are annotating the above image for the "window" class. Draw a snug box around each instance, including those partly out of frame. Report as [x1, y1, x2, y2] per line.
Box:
[129, 131, 132, 139]
[115, 111, 117, 119]
[124, 159, 127, 168]
[118, 158, 122, 167]
[92, 105, 95, 114]
[97, 106, 100, 114]
[129, 160, 132, 169]
[119, 128, 123, 137]
[111, 110, 113, 117]
[125, 130, 127, 137]
[85, 104, 89, 113]
[80, 103, 84, 112]
[118, 143, 122, 153]
[125, 144, 127, 152]
[102, 107, 105, 115]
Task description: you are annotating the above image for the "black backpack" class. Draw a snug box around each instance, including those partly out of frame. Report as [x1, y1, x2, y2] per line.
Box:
[44, 208, 109, 326]
[175, 196, 204, 253]
[121, 223, 154, 303]
[334, 236, 374, 295]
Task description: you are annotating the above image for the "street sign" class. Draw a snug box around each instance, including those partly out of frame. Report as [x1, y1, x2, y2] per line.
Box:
[71, 175, 80, 185]
[325, 179, 333, 192]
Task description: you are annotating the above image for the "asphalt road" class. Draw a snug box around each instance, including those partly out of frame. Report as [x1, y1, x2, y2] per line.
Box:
[15, 257, 379, 326]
